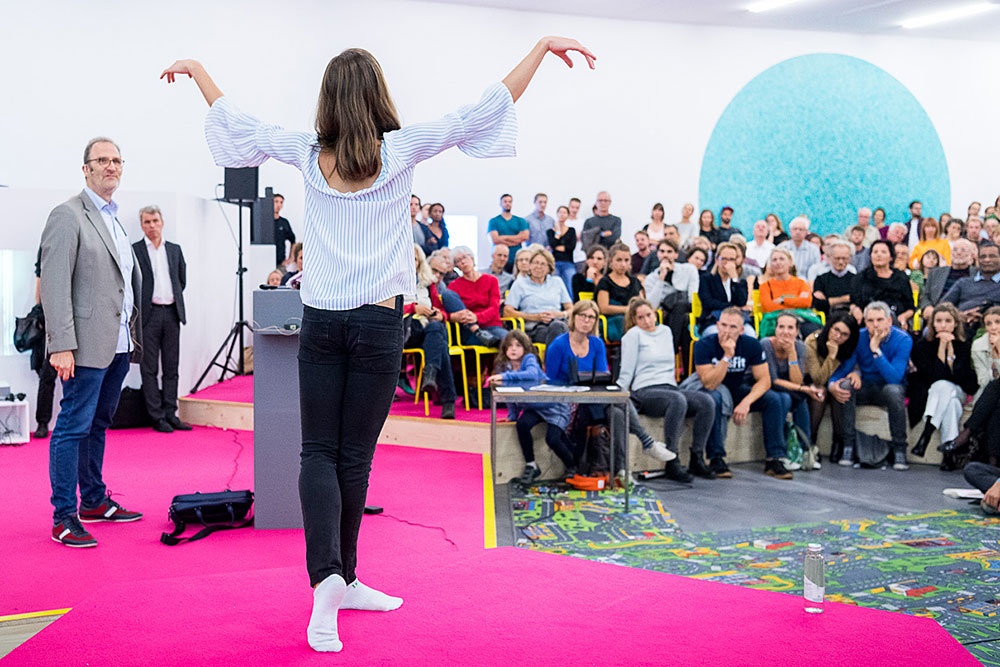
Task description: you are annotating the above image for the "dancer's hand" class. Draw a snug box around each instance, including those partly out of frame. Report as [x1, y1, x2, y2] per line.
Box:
[160, 59, 201, 83]
[544, 37, 597, 69]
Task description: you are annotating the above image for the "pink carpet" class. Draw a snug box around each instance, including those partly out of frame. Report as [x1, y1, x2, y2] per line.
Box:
[0, 429, 486, 615]
[4, 548, 977, 666]
[184, 374, 253, 403]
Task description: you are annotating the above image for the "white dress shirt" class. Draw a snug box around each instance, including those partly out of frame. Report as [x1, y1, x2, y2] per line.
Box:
[745, 239, 775, 268]
[145, 237, 174, 305]
[84, 186, 133, 354]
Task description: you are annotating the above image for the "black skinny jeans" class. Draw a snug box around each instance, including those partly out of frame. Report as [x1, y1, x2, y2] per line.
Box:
[298, 301, 404, 588]
[516, 409, 576, 469]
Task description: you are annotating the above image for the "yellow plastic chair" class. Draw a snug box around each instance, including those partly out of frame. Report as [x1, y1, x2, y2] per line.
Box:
[912, 288, 921, 331]
[401, 348, 425, 406]
[451, 318, 523, 411]
[578, 291, 594, 301]
[444, 322, 472, 412]
[752, 289, 763, 334]
[688, 292, 702, 372]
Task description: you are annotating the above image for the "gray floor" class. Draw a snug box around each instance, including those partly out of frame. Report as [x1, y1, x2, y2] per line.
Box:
[496, 462, 978, 542]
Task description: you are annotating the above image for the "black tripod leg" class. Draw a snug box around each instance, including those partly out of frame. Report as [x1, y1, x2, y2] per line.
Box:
[190, 325, 238, 394]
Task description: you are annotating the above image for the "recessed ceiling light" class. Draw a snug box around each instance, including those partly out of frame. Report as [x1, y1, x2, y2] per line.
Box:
[901, 2, 997, 29]
[747, 0, 804, 12]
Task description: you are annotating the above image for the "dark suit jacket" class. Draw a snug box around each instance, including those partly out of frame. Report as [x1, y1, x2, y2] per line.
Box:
[132, 239, 187, 325]
[918, 265, 978, 310]
[698, 272, 748, 327]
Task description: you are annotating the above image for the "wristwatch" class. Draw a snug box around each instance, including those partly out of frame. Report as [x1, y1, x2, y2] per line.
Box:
[721, 356, 732, 364]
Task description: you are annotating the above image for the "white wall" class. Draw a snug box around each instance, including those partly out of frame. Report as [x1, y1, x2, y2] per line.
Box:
[2, 0, 1000, 409]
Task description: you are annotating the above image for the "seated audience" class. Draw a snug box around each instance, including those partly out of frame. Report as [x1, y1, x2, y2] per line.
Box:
[548, 205, 578, 294]
[828, 301, 913, 469]
[745, 219, 774, 269]
[513, 246, 533, 281]
[948, 308, 1000, 471]
[487, 330, 574, 484]
[967, 216, 988, 243]
[848, 225, 870, 271]
[805, 313, 860, 463]
[971, 306, 1000, 401]
[686, 245, 709, 272]
[850, 239, 914, 329]
[483, 244, 514, 295]
[698, 209, 721, 248]
[945, 218, 964, 252]
[610, 298, 715, 481]
[280, 243, 303, 285]
[571, 245, 607, 301]
[422, 202, 449, 255]
[266, 269, 283, 287]
[759, 248, 819, 337]
[698, 242, 753, 336]
[806, 234, 850, 283]
[872, 207, 887, 237]
[448, 246, 507, 347]
[404, 245, 458, 419]
[643, 203, 668, 242]
[504, 247, 573, 347]
[596, 242, 644, 341]
[855, 207, 880, 247]
[885, 222, 908, 246]
[939, 241, 1000, 336]
[641, 224, 688, 274]
[909, 217, 951, 268]
[778, 216, 821, 278]
[694, 307, 792, 480]
[644, 238, 697, 349]
[767, 213, 789, 245]
[893, 243, 913, 279]
[909, 248, 940, 293]
[919, 238, 977, 321]
[729, 236, 761, 285]
[762, 313, 823, 469]
[675, 203, 697, 245]
[429, 248, 459, 287]
[907, 303, 978, 458]
[812, 241, 855, 317]
[631, 230, 653, 277]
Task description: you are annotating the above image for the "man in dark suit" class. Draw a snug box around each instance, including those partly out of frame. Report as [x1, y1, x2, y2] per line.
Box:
[40, 137, 144, 547]
[133, 206, 190, 433]
[273, 193, 295, 267]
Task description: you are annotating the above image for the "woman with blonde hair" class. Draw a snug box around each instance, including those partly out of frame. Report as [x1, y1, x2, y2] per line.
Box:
[162, 35, 595, 652]
[759, 247, 820, 337]
[766, 213, 788, 245]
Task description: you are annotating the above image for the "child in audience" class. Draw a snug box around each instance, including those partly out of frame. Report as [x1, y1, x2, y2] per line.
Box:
[266, 269, 283, 286]
[487, 330, 576, 484]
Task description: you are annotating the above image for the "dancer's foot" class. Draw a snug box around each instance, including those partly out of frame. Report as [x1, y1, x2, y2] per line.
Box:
[307, 574, 347, 652]
[341, 580, 403, 611]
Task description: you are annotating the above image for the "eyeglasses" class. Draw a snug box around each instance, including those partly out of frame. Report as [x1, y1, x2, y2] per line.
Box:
[86, 157, 124, 169]
[576, 313, 597, 321]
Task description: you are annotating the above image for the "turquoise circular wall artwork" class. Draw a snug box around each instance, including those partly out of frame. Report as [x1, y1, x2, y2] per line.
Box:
[698, 54, 950, 237]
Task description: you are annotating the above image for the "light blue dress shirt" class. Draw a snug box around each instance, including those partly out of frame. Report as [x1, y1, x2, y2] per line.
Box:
[84, 186, 134, 354]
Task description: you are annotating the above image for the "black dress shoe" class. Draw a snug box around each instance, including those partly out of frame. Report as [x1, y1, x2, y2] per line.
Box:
[167, 416, 193, 431]
[440, 402, 456, 420]
[33, 424, 49, 439]
[911, 430, 933, 458]
[153, 420, 174, 433]
[939, 428, 972, 453]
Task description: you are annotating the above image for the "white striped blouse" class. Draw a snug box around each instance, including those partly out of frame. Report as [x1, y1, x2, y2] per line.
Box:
[204, 82, 518, 311]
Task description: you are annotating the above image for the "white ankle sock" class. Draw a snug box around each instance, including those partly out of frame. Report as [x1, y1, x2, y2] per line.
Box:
[307, 574, 347, 652]
[341, 579, 403, 611]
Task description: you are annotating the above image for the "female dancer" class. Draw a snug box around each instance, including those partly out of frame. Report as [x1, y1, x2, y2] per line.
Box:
[161, 37, 595, 652]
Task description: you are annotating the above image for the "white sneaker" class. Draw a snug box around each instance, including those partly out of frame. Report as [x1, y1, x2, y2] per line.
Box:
[780, 457, 802, 471]
[811, 447, 822, 470]
[892, 462, 910, 471]
[647, 441, 678, 463]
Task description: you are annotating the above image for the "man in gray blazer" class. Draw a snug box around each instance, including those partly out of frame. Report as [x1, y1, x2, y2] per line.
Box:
[133, 206, 189, 433]
[918, 238, 978, 322]
[40, 137, 144, 548]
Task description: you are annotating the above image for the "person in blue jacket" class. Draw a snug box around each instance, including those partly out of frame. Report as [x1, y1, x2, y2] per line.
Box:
[828, 300, 914, 469]
[488, 329, 574, 484]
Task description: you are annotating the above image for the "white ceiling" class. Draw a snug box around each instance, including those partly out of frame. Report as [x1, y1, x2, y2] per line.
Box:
[423, 0, 1000, 41]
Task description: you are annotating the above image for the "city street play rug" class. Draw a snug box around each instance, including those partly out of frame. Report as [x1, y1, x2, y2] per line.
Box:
[511, 483, 1000, 666]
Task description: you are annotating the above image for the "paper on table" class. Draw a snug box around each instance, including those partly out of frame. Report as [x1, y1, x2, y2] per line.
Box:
[494, 387, 525, 393]
[529, 384, 588, 392]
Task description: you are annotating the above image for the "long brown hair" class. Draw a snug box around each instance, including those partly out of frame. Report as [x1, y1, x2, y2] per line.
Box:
[315, 49, 401, 182]
[493, 329, 537, 373]
[624, 297, 655, 333]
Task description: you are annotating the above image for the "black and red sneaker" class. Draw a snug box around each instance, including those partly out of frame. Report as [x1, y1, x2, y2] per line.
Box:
[52, 516, 97, 548]
[79, 496, 143, 523]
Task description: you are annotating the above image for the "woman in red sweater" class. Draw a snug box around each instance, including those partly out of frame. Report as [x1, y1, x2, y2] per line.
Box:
[760, 248, 820, 336]
[449, 246, 508, 347]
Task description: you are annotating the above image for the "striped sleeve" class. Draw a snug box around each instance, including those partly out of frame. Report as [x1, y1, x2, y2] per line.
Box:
[386, 82, 517, 168]
[204, 97, 313, 168]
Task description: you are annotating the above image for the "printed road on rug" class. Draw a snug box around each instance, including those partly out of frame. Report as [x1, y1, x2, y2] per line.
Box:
[511, 482, 1000, 666]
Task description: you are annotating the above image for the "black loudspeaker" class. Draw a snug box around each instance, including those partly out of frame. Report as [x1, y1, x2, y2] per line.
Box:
[224, 167, 258, 203]
[251, 189, 275, 245]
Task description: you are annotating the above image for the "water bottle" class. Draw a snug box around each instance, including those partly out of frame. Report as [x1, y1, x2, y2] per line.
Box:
[803, 543, 825, 613]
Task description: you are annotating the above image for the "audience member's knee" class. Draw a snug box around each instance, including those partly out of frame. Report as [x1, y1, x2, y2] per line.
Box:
[883, 383, 905, 402]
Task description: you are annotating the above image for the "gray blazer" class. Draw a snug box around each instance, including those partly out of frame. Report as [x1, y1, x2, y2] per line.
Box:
[40, 190, 143, 368]
[918, 265, 979, 311]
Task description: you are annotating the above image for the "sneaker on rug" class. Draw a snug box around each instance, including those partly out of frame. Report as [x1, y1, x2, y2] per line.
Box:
[708, 457, 733, 479]
[79, 495, 143, 523]
[52, 516, 97, 548]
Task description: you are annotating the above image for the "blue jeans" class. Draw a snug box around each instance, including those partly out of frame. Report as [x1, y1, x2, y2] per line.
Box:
[298, 302, 404, 587]
[778, 391, 813, 449]
[439, 288, 465, 314]
[414, 320, 456, 402]
[555, 261, 576, 297]
[460, 325, 507, 346]
[49, 352, 130, 522]
[706, 384, 786, 460]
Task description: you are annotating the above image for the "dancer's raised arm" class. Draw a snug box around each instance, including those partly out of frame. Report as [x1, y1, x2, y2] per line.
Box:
[503, 37, 596, 103]
[160, 59, 223, 106]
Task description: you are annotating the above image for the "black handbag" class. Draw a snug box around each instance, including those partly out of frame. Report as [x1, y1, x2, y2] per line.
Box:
[160, 490, 254, 545]
[14, 304, 44, 353]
